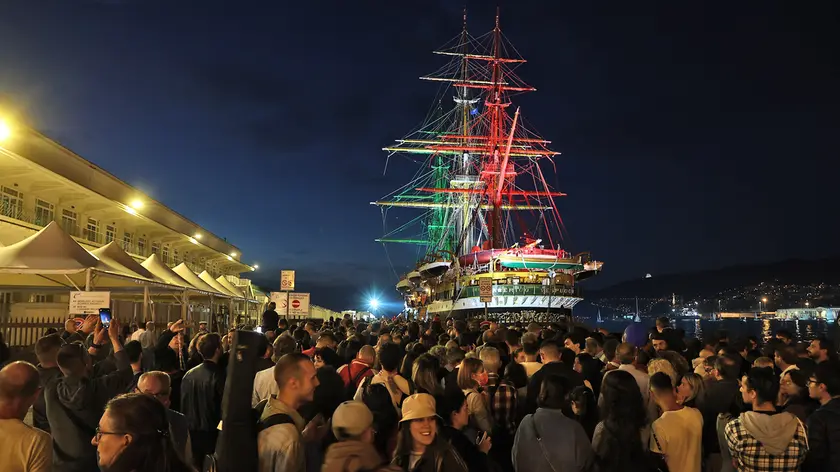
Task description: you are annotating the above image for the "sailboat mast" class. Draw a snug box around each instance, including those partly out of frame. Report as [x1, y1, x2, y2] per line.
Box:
[489, 8, 505, 248]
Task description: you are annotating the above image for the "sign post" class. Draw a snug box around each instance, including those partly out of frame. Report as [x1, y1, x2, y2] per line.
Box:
[479, 279, 493, 319]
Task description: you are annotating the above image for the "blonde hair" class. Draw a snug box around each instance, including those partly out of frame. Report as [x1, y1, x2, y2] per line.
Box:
[648, 358, 678, 385]
[457, 358, 484, 390]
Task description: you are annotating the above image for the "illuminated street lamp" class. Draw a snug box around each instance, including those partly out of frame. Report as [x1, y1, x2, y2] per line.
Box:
[368, 298, 380, 312]
[805, 301, 810, 307]
[0, 120, 11, 141]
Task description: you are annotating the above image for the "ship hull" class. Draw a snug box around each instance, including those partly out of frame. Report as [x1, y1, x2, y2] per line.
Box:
[498, 256, 583, 270]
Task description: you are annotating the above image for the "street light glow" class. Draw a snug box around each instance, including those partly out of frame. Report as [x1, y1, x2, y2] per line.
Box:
[129, 200, 144, 210]
[0, 120, 12, 141]
[369, 298, 380, 310]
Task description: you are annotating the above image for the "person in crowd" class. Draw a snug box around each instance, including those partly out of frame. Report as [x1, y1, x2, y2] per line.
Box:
[602, 338, 620, 372]
[156, 319, 189, 372]
[61, 318, 78, 342]
[262, 302, 280, 334]
[413, 353, 444, 397]
[725, 367, 808, 472]
[651, 332, 670, 353]
[136, 371, 192, 464]
[354, 343, 413, 411]
[259, 353, 319, 472]
[647, 357, 678, 385]
[338, 345, 375, 392]
[676, 372, 705, 408]
[775, 330, 794, 345]
[48, 318, 133, 472]
[478, 346, 516, 434]
[562, 332, 585, 355]
[254, 333, 297, 406]
[574, 352, 603, 397]
[517, 334, 542, 378]
[513, 374, 593, 472]
[775, 345, 800, 378]
[457, 357, 493, 435]
[32, 333, 63, 433]
[807, 337, 838, 367]
[525, 340, 583, 414]
[392, 393, 467, 472]
[138, 321, 156, 349]
[124, 340, 145, 393]
[649, 372, 703, 472]
[504, 361, 529, 422]
[592, 370, 652, 472]
[322, 401, 396, 472]
[778, 369, 819, 422]
[697, 355, 742, 471]
[362, 383, 400, 460]
[804, 363, 840, 472]
[181, 332, 225, 468]
[256, 336, 276, 373]
[93, 393, 192, 472]
[0, 361, 51, 472]
[436, 388, 492, 471]
[752, 356, 774, 369]
[569, 384, 598, 440]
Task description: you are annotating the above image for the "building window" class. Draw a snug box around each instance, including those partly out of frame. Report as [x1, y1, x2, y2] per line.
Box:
[162, 244, 170, 264]
[0, 186, 23, 219]
[29, 294, 49, 303]
[123, 232, 133, 251]
[85, 218, 99, 243]
[105, 225, 116, 244]
[34, 199, 55, 226]
[61, 209, 78, 236]
[137, 237, 146, 256]
[173, 249, 180, 264]
[0, 292, 11, 304]
[151, 241, 160, 256]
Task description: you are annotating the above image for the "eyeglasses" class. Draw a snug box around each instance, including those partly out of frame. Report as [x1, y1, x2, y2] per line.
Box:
[807, 379, 820, 387]
[94, 426, 126, 442]
[133, 387, 170, 400]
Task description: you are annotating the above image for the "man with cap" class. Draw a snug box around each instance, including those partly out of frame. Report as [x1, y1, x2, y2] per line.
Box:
[197, 321, 209, 336]
[322, 401, 395, 472]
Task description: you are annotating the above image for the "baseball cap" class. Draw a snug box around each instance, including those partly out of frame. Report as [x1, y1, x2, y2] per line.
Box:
[332, 401, 373, 439]
[400, 393, 437, 422]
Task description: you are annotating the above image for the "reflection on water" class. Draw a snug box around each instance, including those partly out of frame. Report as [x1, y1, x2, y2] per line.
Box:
[583, 316, 837, 343]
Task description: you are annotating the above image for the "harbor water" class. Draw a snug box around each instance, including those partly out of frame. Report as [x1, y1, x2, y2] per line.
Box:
[577, 315, 839, 344]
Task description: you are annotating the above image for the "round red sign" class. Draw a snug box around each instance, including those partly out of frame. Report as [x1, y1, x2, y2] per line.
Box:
[292, 300, 301, 309]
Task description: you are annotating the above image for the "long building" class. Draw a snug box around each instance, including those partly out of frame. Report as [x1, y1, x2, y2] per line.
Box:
[0, 120, 260, 329]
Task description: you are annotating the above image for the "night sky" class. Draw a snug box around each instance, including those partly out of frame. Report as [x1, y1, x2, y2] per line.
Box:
[1, 1, 837, 310]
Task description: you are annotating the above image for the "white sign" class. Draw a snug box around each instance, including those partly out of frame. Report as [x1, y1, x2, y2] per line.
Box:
[270, 292, 289, 315]
[69, 291, 111, 315]
[280, 270, 295, 291]
[288, 292, 310, 317]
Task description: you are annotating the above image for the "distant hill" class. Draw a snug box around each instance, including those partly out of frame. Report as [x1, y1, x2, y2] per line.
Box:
[589, 257, 840, 299]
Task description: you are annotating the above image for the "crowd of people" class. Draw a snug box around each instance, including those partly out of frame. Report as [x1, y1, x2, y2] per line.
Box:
[1, 305, 839, 472]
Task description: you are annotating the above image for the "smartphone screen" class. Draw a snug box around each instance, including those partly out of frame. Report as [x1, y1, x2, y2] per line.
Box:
[99, 308, 112, 328]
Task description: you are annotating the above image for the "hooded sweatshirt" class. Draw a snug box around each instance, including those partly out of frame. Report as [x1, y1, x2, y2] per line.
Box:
[724, 410, 808, 471]
[322, 440, 390, 472]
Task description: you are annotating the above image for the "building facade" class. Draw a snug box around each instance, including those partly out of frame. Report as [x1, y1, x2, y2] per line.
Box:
[0, 122, 258, 327]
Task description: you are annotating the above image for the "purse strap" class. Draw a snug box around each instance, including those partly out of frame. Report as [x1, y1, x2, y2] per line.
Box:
[531, 418, 560, 472]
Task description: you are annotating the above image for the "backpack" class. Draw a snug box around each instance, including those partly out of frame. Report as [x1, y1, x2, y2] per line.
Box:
[344, 364, 372, 400]
[253, 398, 297, 432]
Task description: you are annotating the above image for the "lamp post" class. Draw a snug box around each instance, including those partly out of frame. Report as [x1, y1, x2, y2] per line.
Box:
[760, 297, 767, 313]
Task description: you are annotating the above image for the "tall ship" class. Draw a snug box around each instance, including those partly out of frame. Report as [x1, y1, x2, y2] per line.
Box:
[373, 11, 603, 323]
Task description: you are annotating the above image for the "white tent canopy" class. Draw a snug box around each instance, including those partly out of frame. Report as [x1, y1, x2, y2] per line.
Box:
[173, 263, 227, 297]
[216, 276, 245, 298]
[0, 222, 99, 274]
[91, 242, 159, 281]
[199, 271, 240, 298]
[141, 254, 192, 287]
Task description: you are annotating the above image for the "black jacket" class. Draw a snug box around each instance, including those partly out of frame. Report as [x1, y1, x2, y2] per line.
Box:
[33, 364, 62, 432]
[45, 350, 134, 472]
[696, 378, 741, 455]
[804, 397, 840, 472]
[525, 362, 583, 414]
[180, 360, 225, 432]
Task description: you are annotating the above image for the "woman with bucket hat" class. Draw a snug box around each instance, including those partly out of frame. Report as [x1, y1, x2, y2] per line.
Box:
[392, 394, 467, 472]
